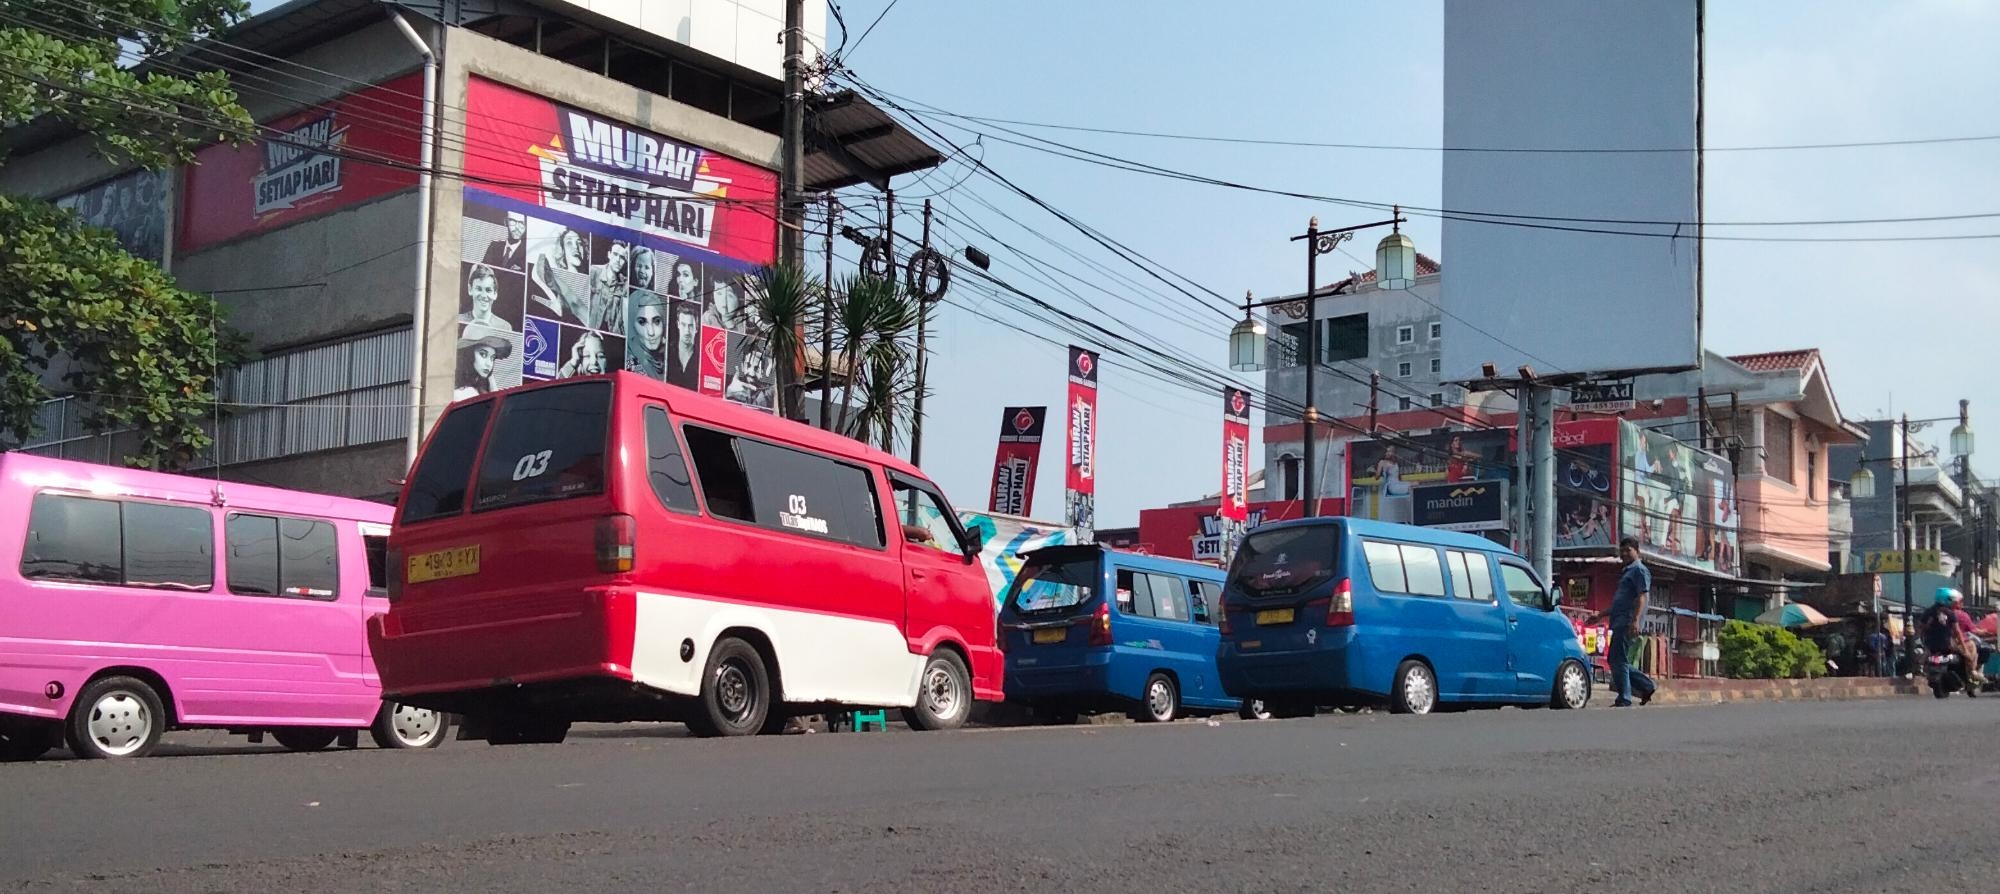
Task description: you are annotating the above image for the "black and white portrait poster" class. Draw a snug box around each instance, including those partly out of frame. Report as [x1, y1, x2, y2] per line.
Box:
[54, 170, 170, 264]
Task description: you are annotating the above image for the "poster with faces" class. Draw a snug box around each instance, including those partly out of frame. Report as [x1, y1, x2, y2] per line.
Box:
[455, 195, 773, 412]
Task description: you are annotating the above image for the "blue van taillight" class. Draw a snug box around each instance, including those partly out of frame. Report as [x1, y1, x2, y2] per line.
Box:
[1325, 578, 1355, 627]
[1086, 602, 1113, 646]
[595, 514, 637, 573]
[1217, 607, 1231, 635]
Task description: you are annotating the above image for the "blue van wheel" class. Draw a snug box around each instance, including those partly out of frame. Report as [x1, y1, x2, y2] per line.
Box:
[1237, 700, 1271, 721]
[1134, 673, 1178, 723]
[1551, 661, 1591, 710]
[1390, 661, 1437, 715]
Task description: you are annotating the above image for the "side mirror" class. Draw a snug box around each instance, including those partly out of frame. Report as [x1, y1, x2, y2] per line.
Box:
[1543, 587, 1560, 612]
[959, 528, 984, 555]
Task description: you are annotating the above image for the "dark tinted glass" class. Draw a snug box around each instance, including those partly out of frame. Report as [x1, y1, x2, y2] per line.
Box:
[644, 407, 700, 514]
[364, 534, 389, 595]
[226, 514, 280, 595]
[1006, 554, 1100, 614]
[402, 401, 493, 523]
[20, 494, 122, 584]
[475, 382, 612, 511]
[684, 425, 753, 522]
[279, 518, 338, 598]
[1231, 524, 1342, 597]
[736, 437, 884, 549]
[122, 501, 213, 590]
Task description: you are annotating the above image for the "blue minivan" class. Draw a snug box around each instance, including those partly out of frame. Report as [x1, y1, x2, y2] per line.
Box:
[1216, 518, 1591, 716]
[999, 545, 1257, 723]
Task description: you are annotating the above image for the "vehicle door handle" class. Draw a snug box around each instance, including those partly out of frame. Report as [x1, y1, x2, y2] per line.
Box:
[912, 569, 929, 581]
[1507, 616, 1519, 626]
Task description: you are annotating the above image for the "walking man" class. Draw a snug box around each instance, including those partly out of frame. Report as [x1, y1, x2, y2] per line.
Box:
[1598, 537, 1658, 707]
[1863, 625, 1890, 678]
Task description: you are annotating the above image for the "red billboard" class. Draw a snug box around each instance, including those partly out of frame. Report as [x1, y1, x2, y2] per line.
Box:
[1137, 498, 1346, 564]
[1221, 387, 1252, 522]
[179, 74, 424, 253]
[1064, 346, 1099, 534]
[988, 406, 1047, 517]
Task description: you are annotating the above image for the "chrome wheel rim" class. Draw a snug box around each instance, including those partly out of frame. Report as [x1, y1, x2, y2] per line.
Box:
[389, 704, 443, 747]
[716, 660, 756, 724]
[923, 663, 964, 720]
[87, 691, 151, 757]
[1561, 664, 1589, 708]
[1147, 680, 1174, 720]
[1403, 667, 1436, 715]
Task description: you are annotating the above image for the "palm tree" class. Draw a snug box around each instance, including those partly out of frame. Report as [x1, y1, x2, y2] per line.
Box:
[831, 273, 895, 435]
[748, 262, 819, 422]
[851, 349, 919, 452]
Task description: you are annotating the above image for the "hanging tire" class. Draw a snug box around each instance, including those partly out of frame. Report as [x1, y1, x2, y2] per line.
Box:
[1390, 660, 1438, 715]
[272, 727, 340, 752]
[1133, 673, 1178, 723]
[65, 676, 166, 760]
[1237, 699, 1272, 721]
[486, 716, 571, 745]
[1270, 698, 1318, 719]
[902, 650, 973, 731]
[687, 637, 772, 738]
[1551, 660, 1591, 710]
[0, 721, 56, 762]
[370, 702, 450, 749]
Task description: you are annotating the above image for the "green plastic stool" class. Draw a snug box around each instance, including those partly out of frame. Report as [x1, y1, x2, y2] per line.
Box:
[850, 709, 888, 732]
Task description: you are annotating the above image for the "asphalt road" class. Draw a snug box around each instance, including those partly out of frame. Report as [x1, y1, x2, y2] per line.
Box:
[5, 699, 2000, 893]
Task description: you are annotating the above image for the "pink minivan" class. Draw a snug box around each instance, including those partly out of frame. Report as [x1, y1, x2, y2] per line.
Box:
[0, 453, 450, 760]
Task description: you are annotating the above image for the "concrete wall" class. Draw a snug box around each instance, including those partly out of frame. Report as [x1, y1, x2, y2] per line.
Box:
[221, 441, 407, 504]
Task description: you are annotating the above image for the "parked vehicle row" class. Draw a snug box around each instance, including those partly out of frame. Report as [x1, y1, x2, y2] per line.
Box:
[3, 371, 1592, 762]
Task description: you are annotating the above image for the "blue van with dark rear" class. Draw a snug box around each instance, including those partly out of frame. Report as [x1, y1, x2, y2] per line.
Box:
[1216, 517, 1591, 716]
[999, 545, 1257, 723]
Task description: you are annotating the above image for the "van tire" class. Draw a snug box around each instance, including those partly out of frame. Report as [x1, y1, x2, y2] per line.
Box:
[371, 702, 450, 749]
[1269, 698, 1317, 719]
[1551, 660, 1591, 710]
[902, 650, 972, 731]
[1390, 660, 1438, 715]
[1135, 673, 1178, 723]
[1238, 700, 1272, 721]
[687, 637, 772, 738]
[272, 728, 340, 752]
[65, 676, 166, 760]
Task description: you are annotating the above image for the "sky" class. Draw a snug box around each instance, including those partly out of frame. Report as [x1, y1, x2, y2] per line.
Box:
[815, 0, 2000, 527]
[235, 0, 2000, 527]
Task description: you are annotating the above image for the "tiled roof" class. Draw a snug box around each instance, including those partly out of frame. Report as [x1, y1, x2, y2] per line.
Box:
[1729, 349, 1819, 373]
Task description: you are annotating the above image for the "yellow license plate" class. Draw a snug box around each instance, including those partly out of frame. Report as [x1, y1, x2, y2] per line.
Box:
[1255, 608, 1295, 626]
[1033, 628, 1067, 644]
[407, 546, 481, 584]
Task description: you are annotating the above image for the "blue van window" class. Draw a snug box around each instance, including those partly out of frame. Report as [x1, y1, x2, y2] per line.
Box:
[1012, 555, 1098, 612]
[1116, 569, 1157, 616]
[1399, 545, 1448, 597]
[1193, 580, 1222, 624]
[1235, 525, 1339, 596]
[1144, 573, 1188, 621]
[1362, 540, 1408, 593]
[1499, 562, 1545, 609]
[1449, 550, 1495, 602]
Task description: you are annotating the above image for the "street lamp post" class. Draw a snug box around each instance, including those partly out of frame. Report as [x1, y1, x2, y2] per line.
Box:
[1229, 211, 1409, 518]
[1849, 404, 1975, 675]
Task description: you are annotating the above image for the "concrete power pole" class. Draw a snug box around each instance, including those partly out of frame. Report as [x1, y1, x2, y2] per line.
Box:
[779, 0, 806, 267]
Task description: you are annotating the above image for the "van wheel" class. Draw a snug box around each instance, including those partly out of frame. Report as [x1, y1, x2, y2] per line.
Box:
[487, 717, 571, 745]
[1551, 660, 1591, 710]
[272, 728, 340, 752]
[371, 702, 449, 749]
[688, 637, 772, 738]
[903, 651, 972, 731]
[1238, 699, 1272, 721]
[0, 722, 56, 762]
[1270, 699, 1318, 719]
[1391, 661, 1438, 715]
[65, 676, 166, 760]
[1134, 673, 1178, 723]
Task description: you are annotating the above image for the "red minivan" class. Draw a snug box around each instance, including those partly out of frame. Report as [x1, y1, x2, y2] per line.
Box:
[368, 373, 1001, 741]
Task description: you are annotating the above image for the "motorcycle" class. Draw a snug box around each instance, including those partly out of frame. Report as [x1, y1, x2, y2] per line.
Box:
[1926, 652, 1974, 699]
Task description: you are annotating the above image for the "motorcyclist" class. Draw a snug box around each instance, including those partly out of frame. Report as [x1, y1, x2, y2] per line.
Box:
[1948, 589, 1988, 686]
[1919, 588, 1975, 696]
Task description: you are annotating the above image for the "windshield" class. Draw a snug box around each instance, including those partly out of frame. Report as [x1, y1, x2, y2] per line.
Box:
[1006, 554, 1102, 615]
[1230, 524, 1341, 598]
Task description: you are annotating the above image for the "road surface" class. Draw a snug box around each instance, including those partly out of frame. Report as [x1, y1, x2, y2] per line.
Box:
[4, 699, 1998, 892]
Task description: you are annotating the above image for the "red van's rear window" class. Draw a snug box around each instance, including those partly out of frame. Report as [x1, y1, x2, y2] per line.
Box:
[473, 382, 613, 512]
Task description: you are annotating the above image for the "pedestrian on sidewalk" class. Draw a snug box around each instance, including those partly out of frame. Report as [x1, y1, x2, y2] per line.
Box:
[1588, 537, 1657, 707]
[1862, 626, 1890, 678]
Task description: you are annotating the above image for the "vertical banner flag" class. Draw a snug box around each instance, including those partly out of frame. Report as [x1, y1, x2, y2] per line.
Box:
[1064, 346, 1100, 539]
[989, 406, 1048, 517]
[1221, 387, 1252, 522]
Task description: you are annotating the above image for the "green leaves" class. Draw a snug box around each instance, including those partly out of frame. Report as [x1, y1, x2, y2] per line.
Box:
[0, 195, 241, 469]
[751, 262, 821, 422]
[1717, 619, 1827, 680]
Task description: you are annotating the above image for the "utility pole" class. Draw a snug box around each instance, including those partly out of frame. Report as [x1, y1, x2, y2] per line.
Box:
[1531, 384, 1556, 583]
[779, 0, 806, 267]
[909, 200, 934, 466]
[1368, 371, 1380, 434]
[1901, 413, 1914, 656]
[1301, 218, 1325, 517]
[819, 193, 837, 430]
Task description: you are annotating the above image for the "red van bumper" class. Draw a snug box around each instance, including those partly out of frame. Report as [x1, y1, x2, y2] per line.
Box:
[369, 587, 637, 703]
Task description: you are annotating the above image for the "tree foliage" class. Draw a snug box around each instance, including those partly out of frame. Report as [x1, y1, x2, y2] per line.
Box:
[1, 1, 254, 468]
[1718, 620, 1827, 680]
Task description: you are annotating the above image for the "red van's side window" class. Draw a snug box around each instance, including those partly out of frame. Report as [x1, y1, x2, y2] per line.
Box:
[681, 424, 886, 550]
[642, 406, 700, 515]
[402, 401, 494, 523]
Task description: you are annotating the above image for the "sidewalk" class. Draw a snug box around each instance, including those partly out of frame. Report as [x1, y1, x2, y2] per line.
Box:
[1594, 676, 1923, 707]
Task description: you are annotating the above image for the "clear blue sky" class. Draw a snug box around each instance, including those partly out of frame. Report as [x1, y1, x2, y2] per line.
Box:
[242, 0, 1999, 526]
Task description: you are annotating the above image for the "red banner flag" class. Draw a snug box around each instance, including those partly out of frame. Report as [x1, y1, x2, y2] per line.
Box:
[1221, 387, 1252, 522]
[1064, 346, 1099, 535]
[988, 406, 1047, 516]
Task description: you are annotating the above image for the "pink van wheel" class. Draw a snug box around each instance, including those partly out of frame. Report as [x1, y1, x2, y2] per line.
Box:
[65, 676, 165, 760]
[371, 702, 450, 749]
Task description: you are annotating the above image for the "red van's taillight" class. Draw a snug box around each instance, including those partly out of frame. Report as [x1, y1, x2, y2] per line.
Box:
[386, 548, 404, 602]
[1325, 578, 1355, 627]
[1087, 602, 1113, 646]
[595, 514, 637, 573]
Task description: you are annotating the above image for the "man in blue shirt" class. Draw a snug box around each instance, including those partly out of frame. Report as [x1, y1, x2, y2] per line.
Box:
[1603, 537, 1657, 707]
